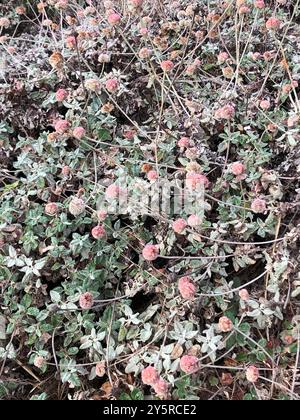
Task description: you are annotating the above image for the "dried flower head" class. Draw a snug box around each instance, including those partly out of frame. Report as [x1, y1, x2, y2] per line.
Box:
[69, 197, 86, 216]
[45, 202, 58, 216]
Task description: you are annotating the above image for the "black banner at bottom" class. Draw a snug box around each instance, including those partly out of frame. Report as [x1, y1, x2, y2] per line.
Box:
[101, 401, 198, 417]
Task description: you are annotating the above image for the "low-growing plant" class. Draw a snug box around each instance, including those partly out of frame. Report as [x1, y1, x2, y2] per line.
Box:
[0, 0, 299, 401]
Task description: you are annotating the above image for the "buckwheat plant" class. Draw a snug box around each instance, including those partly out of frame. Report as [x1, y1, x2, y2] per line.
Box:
[0, 0, 299, 401]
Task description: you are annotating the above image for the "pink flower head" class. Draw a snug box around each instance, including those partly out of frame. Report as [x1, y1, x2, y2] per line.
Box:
[107, 13, 121, 25]
[141, 366, 159, 385]
[161, 60, 174, 72]
[7, 46, 16, 54]
[34, 356, 46, 369]
[186, 65, 196, 76]
[45, 202, 58, 216]
[239, 5, 251, 14]
[239, 289, 250, 301]
[215, 104, 235, 120]
[260, 99, 271, 110]
[56, 88, 68, 102]
[73, 126, 86, 139]
[142, 244, 159, 261]
[246, 365, 259, 383]
[66, 35, 76, 49]
[218, 52, 229, 64]
[178, 137, 190, 148]
[139, 47, 151, 59]
[231, 162, 245, 176]
[251, 198, 267, 214]
[266, 17, 281, 30]
[218, 316, 233, 333]
[153, 378, 169, 397]
[105, 78, 119, 93]
[172, 218, 187, 234]
[97, 209, 108, 221]
[140, 27, 148, 36]
[254, 0, 265, 8]
[105, 184, 120, 200]
[61, 165, 71, 176]
[187, 214, 202, 227]
[147, 170, 158, 181]
[123, 129, 136, 139]
[0, 17, 10, 28]
[186, 172, 209, 190]
[54, 119, 70, 134]
[180, 355, 199, 374]
[79, 292, 94, 309]
[178, 276, 196, 299]
[91, 225, 106, 239]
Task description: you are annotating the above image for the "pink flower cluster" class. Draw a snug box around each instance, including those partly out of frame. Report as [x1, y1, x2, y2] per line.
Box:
[91, 225, 106, 239]
[218, 52, 229, 64]
[246, 365, 259, 383]
[260, 99, 271, 110]
[107, 13, 121, 25]
[187, 214, 202, 227]
[105, 78, 119, 93]
[34, 356, 46, 369]
[180, 355, 199, 374]
[54, 119, 70, 134]
[177, 137, 190, 148]
[172, 218, 187, 234]
[218, 316, 233, 333]
[178, 276, 196, 299]
[73, 127, 86, 139]
[254, 0, 265, 8]
[161, 60, 174, 72]
[215, 104, 235, 120]
[141, 366, 168, 398]
[56, 88, 68, 102]
[186, 172, 209, 190]
[97, 209, 108, 221]
[251, 198, 267, 214]
[79, 292, 94, 309]
[266, 17, 281, 30]
[66, 35, 76, 49]
[231, 162, 245, 176]
[147, 170, 158, 181]
[105, 184, 120, 200]
[239, 289, 249, 301]
[142, 244, 159, 261]
[45, 202, 58, 216]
